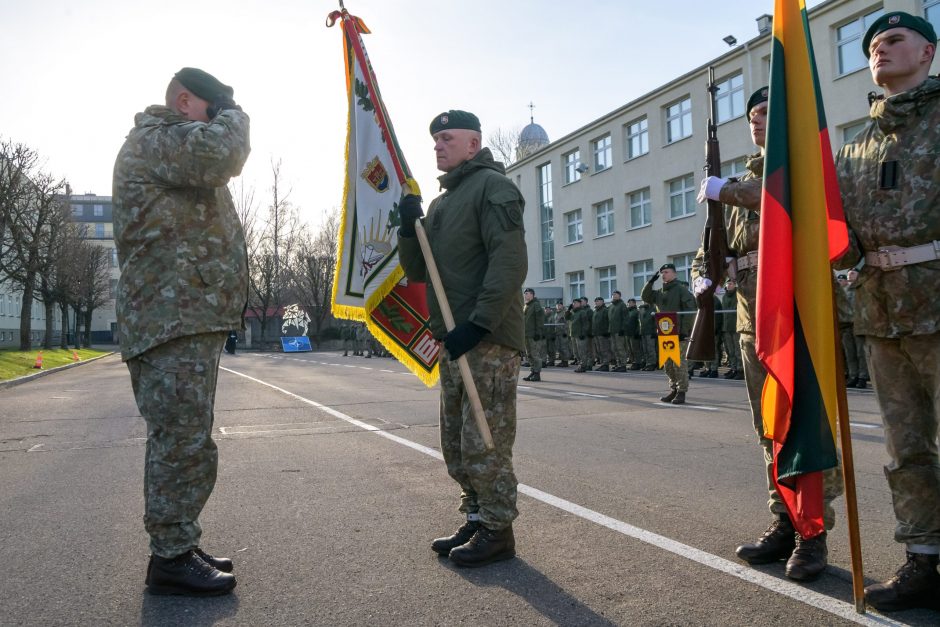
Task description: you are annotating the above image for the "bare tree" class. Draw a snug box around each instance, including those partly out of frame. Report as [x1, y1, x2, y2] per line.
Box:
[71, 239, 111, 348]
[285, 209, 339, 344]
[486, 126, 522, 167]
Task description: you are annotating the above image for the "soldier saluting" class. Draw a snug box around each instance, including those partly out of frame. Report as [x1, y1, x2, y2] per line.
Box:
[834, 12, 940, 612]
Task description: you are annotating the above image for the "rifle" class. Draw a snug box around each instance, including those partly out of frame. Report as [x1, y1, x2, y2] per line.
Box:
[686, 67, 730, 362]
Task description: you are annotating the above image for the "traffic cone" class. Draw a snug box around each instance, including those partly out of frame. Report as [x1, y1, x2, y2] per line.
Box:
[33, 352, 43, 369]
[72, 350, 80, 362]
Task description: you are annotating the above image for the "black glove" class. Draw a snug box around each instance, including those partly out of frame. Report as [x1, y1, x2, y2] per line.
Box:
[679, 334, 688, 341]
[443, 321, 486, 360]
[567, 304, 573, 311]
[397, 194, 424, 238]
[647, 271, 660, 285]
[206, 93, 241, 119]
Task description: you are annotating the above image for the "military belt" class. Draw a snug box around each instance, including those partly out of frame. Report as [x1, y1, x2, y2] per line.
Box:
[864, 241, 940, 271]
[734, 251, 759, 272]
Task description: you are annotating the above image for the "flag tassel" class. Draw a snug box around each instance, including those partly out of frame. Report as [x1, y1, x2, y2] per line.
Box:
[414, 221, 494, 450]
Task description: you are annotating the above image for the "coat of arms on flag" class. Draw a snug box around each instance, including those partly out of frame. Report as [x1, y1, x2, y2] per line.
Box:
[327, 7, 440, 385]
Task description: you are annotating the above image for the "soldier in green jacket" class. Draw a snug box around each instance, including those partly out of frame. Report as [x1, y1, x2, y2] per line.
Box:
[542, 305, 556, 367]
[641, 263, 695, 404]
[523, 288, 544, 381]
[721, 280, 742, 379]
[573, 298, 594, 372]
[592, 297, 612, 371]
[638, 302, 657, 370]
[113, 67, 246, 596]
[553, 302, 571, 367]
[607, 291, 628, 372]
[397, 110, 526, 568]
[834, 13, 940, 611]
[624, 298, 642, 370]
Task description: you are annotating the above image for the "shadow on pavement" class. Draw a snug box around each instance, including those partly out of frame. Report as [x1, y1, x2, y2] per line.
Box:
[140, 590, 240, 626]
[444, 556, 618, 626]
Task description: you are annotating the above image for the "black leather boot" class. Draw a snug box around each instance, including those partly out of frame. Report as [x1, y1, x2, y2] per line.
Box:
[660, 390, 677, 403]
[865, 552, 940, 612]
[523, 372, 541, 382]
[596, 364, 610, 372]
[785, 532, 828, 581]
[735, 516, 796, 564]
[431, 520, 481, 556]
[448, 525, 516, 567]
[194, 547, 233, 573]
[671, 392, 686, 405]
[146, 550, 236, 596]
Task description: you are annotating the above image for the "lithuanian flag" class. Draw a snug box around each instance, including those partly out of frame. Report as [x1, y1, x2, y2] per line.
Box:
[755, 0, 849, 539]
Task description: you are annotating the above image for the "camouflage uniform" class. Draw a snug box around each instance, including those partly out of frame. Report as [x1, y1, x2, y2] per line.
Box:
[573, 306, 594, 368]
[835, 77, 940, 549]
[553, 307, 571, 362]
[721, 287, 741, 371]
[696, 155, 843, 525]
[835, 284, 869, 382]
[523, 296, 544, 374]
[641, 279, 695, 393]
[398, 148, 527, 531]
[607, 298, 629, 367]
[356, 323, 372, 357]
[113, 104, 251, 557]
[624, 303, 642, 366]
[592, 303, 612, 366]
[639, 304, 657, 368]
[341, 325, 355, 355]
[542, 307, 555, 365]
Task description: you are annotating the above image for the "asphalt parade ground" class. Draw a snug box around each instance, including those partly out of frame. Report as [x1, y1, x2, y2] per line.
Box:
[1, 351, 937, 626]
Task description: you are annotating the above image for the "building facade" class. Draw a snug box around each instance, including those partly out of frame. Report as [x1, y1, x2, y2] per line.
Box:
[69, 193, 119, 343]
[509, 0, 940, 304]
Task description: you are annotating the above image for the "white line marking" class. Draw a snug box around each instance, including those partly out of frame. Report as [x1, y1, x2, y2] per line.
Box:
[653, 402, 721, 411]
[380, 369, 396, 373]
[850, 422, 880, 430]
[219, 365, 904, 627]
[568, 391, 609, 399]
[27, 444, 44, 452]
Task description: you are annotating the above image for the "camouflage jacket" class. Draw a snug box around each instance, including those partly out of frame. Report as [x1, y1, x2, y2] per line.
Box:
[399, 149, 527, 352]
[638, 306, 656, 336]
[569, 307, 587, 338]
[692, 154, 763, 334]
[835, 77, 940, 338]
[607, 299, 626, 335]
[523, 297, 544, 339]
[641, 279, 695, 335]
[623, 305, 640, 337]
[551, 309, 569, 337]
[835, 284, 855, 326]
[592, 304, 610, 336]
[113, 106, 250, 361]
[720, 288, 738, 334]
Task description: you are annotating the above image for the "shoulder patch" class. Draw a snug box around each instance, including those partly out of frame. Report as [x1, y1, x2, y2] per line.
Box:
[487, 186, 524, 231]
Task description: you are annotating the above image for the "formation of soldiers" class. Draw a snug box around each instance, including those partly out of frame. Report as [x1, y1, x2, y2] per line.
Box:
[339, 322, 391, 358]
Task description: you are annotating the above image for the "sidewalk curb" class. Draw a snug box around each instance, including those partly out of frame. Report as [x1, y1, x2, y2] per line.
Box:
[0, 352, 117, 390]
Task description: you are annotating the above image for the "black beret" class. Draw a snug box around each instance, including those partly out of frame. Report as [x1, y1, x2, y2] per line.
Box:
[863, 12, 937, 58]
[429, 110, 481, 135]
[660, 263, 677, 272]
[523, 288, 535, 294]
[174, 67, 234, 102]
[746, 86, 769, 119]
[594, 297, 604, 302]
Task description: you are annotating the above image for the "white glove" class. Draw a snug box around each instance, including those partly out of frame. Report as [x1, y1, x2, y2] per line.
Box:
[697, 176, 728, 203]
[692, 276, 712, 296]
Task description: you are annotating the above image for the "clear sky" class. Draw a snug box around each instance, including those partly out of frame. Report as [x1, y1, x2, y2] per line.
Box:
[0, 0, 822, 228]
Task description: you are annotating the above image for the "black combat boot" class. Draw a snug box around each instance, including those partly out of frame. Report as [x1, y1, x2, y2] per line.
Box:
[735, 516, 796, 564]
[146, 550, 237, 596]
[642, 364, 657, 371]
[845, 377, 858, 388]
[856, 377, 868, 390]
[671, 392, 686, 405]
[734, 370, 745, 380]
[431, 520, 481, 556]
[660, 390, 678, 403]
[785, 532, 828, 581]
[523, 372, 541, 382]
[707, 369, 718, 378]
[596, 364, 610, 372]
[865, 552, 940, 612]
[614, 365, 627, 372]
[193, 548, 233, 573]
[630, 363, 643, 370]
[448, 525, 516, 567]
[559, 360, 569, 368]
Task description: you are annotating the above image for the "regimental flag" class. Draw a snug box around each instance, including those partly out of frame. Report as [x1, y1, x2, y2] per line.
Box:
[327, 8, 440, 386]
[756, 0, 850, 539]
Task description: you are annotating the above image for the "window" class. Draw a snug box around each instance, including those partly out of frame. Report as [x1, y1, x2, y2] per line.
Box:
[632, 260, 654, 300]
[563, 150, 582, 184]
[625, 117, 649, 159]
[720, 157, 748, 179]
[837, 9, 884, 75]
[111, 248, 119, 268]
[538, 163, 555, 280]
[928, 0, 940, 31]
[593, 134, 612, 172]
[95, 223, 105, 238]
[670, 253, 695, 286]
[568, 271, 585, 300]
[93, 204, 104, 217]
[565, 209, 583, 244]
[715, 73, 745, 123]
[666, 97, 692, 143]
[594, 199, 614, 237]
[597, 266, 617, 300]
[668, 174, 696, 219]
[71, 204, 83, 217]
[628, 188, 651, 229]
[841, 120, 868, 144]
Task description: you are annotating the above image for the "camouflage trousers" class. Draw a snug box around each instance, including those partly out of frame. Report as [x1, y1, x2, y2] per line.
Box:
[556, 335, 571, 360]
[544, 337, 556, 364]
[629, 336, 644, 365]
[439, 341, 520, 530]
[593, 335, 612, 365]
[575, 337, 594, 367]
[840, 326, 869, 380]
[643, 336, 657, 367]
[866, 333, 940, 547]
[524, 337, 544, 373]
[663, 338, 690, 393]
[740, 333, 844, 528]
[723, 331, 741, 370]
[127, 331, 226, 557]
[611, 334, 630, 366]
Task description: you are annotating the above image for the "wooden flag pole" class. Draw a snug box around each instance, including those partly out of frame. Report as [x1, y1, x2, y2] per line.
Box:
[414, 220, 495, 450]
[832, 302, 866, 613]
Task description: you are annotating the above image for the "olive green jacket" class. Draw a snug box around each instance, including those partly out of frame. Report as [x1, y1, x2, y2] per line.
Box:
[524, 297, 545, 339]
[607, 299, 626, 335]
[399, 149, 527, 351]
[641, 279, 696, 335]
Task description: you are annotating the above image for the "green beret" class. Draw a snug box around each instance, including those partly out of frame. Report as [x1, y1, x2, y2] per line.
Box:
[523, 288, 535, 294]
[659, 263, 677, 272]
[746, 86, 769, 119]
[174, 67, 234, 102]
[863, 11, 937, 58]
[429, 110, 481, 135]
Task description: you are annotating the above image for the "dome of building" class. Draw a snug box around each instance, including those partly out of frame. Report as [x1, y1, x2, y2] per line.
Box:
[520, 122, 549, 146]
